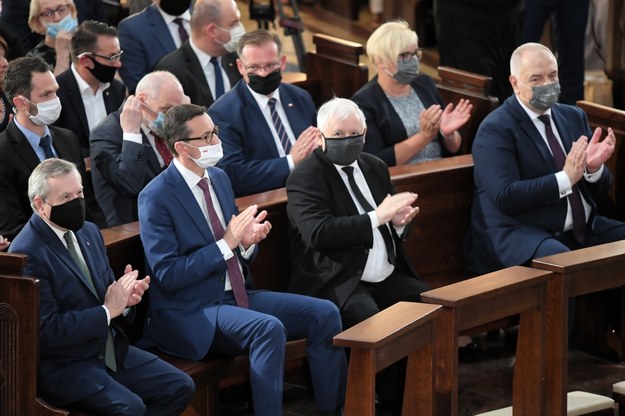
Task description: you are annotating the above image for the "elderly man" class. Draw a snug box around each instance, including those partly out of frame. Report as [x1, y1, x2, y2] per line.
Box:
[90, 70, 189, 227]
[9, 158, 194, 414]
[466, 42, 625, 275]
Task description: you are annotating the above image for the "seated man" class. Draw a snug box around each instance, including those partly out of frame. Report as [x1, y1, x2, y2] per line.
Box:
[466, 42, 625, 275]
[286, 97, 429, 413]
[138, 103, 347, 416]
[90, 70, 189, 227]
[208, 29, 319, 197]
[9, 158, 194, 414]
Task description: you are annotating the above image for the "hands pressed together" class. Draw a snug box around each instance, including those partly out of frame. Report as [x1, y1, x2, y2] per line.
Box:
[419, 98, 472, 140]
[375, 192, 420, 227]
[104, 264, 150, 318]
[224, 204, 272, 250]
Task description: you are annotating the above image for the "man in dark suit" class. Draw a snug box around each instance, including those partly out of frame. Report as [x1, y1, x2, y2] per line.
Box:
[208, 29, 319, 197]
[8, 158, 194, 414]
[90, 70, 189, 227]
[156, 0, 243, 108]
[466, 42, 625, 275]
[0, 57, 104, 240]
[286, 97, 428, 413]
[118, 0, 192, 93]
[55, 20, 126, 157]
[138, 103, 346, 416]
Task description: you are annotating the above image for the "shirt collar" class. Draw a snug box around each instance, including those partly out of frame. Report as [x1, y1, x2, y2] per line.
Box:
[514, 94, 553, 121]
[156, 6, 191, 25]
[71, 63, 109, 95]
[14, 116, 52, 148]
[189, 38, 214, 71]
[246, 83, 281, 110]
[173, 158, 209, 190]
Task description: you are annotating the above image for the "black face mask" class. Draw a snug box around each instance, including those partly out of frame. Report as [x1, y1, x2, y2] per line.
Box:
[86, 56, 117, 83]
[247, 70, 282, 95]
[159, 0, 191, 16]
[49, 197, 86, 232]
[324, 134, 365, 165]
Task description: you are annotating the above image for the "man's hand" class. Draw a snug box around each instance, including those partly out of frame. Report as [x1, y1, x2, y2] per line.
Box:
[122, 264, 150, 307]
[391, 203, 420, 227]
[586, 127, 615, 172]
[419, 104, 443, 141]
[291, 126, 320, 165]
[375, 192, 419, 225]
[104, 268, 139, 318]
[440, 99, 472, 137]
[0, 235, 10, 251]
[563, 137, 588, 185]
[223, 205, 258, 250]
[241, 209, 272, 248]
[120, 95, 144, 134]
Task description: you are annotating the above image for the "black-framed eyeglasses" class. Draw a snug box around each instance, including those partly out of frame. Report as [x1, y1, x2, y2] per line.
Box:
[82, 50, 124, 63]
[179, 127, 220, 145]
[39, 4, 70, 19]
[398, 48, 423, 63]
[242, 62, 280, 74]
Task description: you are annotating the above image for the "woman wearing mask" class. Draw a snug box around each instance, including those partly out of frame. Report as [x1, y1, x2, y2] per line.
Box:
[0, 36, 12, 132]
[352, 20, 472, 166]
[26, 0, 78, 76]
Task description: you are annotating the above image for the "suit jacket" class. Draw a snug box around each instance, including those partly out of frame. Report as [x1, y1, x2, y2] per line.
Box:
[8, 215, 156, 406]
[55, 68, 126, 157]
[90, 109, 164, 227]
[351, 74, 448, 166]
[156, 41, 241, 108]
[286, 148, 418, 307]
[466, 95, 624, 274]
[208, 81, 316, 197]
[0, 121, 91, 240]
[118, 4, 177, 93]
[138, 164, 255, 360]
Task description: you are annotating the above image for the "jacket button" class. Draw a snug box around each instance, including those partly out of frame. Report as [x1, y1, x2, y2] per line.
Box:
[98, 354, 104, 360]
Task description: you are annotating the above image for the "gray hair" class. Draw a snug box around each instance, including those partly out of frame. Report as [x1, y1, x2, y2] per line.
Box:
[317, 97, 366, 134]
[28, 159, 81, 211]
[135, 70, 183, 100]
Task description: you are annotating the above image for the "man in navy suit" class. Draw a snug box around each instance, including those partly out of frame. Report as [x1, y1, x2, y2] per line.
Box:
[138, 103, 347, 416]
[118, 0, 192, 93]
[9, 158, 194, 414]
[208, 29, 319, 197]
[55, 20, 126, 157]
[466, 42, 625, 275]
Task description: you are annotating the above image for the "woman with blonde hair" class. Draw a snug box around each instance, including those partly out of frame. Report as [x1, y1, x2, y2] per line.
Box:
[352, 20, 472, 166]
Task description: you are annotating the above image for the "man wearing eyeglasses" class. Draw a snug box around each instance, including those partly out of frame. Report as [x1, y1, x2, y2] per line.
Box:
[90, 70, 190, 227]
[208, 29, 319, 197]
[55, 20, 126, 158]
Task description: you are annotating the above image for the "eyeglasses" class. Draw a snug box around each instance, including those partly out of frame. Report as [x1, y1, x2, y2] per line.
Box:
[179, 127, 220, 145]
[398, 48, 423, 63]
[81, 50, 124, 63]
[39, 4, 70, 19]
[241, 62, 280, 74]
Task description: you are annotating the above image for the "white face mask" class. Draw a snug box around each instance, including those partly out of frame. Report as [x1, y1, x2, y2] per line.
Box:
[216, 23, 245, 53]
[27, 96, 62, 126]
[188, 142, 223, 168]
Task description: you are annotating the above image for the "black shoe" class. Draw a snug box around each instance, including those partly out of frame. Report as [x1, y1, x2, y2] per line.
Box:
[458, 342, 485, 363]
[217, 385, 251, 413]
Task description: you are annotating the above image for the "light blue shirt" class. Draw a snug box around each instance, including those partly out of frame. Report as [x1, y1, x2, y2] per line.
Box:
[14, 118, 57, 161]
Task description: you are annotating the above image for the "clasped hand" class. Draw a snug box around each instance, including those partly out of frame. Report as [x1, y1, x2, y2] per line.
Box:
[104, 264, 150, 318]
[375, 192, 419, 227]
[224, 204, 272, 250]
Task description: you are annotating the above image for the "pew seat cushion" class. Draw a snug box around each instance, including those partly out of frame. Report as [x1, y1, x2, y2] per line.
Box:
[474, 391, 614, 416]
[613, 380, 625, 395]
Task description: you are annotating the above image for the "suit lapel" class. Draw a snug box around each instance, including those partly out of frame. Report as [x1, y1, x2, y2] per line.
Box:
[75, 229, 107, 300]
[183, 43, 212, 102]
[280, 85, 307, 137]
[7, 122, 43, 170]
[239, 83, 280, 157]
[147, 5, 176, 52]
[64, 74, 90, 140]
[222, 53, 240, 86]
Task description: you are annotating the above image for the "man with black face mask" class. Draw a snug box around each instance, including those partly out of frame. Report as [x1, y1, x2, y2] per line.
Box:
[55, 20, 126, 157]
[8, 158, 195, 415]
[118, 0, 192, 93]
[466, 42, 625, 275]
[208, 29, 319, 197]
[286, 97, 429, 414]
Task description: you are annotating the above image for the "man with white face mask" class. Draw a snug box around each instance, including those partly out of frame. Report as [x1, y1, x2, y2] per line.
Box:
[138, 103, 347, 416]
[156, 0, 243, 108]
[0, 56, 103, 240]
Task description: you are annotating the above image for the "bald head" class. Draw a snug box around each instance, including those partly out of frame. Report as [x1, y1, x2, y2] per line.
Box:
[136, 71, 189, 115]
[510, 42, 556, 78]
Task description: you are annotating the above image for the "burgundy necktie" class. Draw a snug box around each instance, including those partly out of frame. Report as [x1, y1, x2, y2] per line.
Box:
[151, 131, 173, 167]
[197, 178, 249, 308]
[538, 114, 586, 243]
[173, 17, 189, 44]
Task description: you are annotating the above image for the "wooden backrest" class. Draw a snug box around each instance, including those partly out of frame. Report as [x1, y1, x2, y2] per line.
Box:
[0, 253, 27, 276]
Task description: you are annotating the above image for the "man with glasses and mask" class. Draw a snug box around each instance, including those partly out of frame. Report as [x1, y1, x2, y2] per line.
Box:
[118, 0, 192, 93]
[286, 97, 428, 414]
[0, 56, 104, 240]
[8, 158, 195, 415]
[208, 29, 319, 197]
[55, 20, 126, 157]
[138, 103, 347, 416]
[466, 42, 625, 275]
[156, 0, 243, 108]
[90, 70, 190, 227]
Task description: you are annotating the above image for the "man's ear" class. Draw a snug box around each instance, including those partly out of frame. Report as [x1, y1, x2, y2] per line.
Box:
[12, 95, 30, 113]
[33, 195, 46, 214]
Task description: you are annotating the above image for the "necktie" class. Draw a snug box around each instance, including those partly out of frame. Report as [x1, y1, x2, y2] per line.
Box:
[268, 98, 292, 154]
[151, 131, 173, 167]
[197, 178, 250, 308]
[64, 232, 117, 371]
[342, 166, 396, 265]
[39, 135, 55, 159]
[173, 17, 189, 44]
[210, 57, 225, 100]
[538, 115, 587, 243]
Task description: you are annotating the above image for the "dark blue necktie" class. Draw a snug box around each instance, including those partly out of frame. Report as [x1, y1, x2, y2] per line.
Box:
[39, 135, 55, 159]
[210, 57, 225, 100]
[268, 98, 291, 154]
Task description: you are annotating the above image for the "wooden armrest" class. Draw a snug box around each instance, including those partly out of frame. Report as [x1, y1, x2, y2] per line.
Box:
[532, 239, 625, 274]
[0, 252, 28, 276]
[313, 33, 363, 65]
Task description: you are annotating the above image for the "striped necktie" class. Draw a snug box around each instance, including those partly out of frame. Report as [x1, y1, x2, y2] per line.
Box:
[268, 97, 291, 154]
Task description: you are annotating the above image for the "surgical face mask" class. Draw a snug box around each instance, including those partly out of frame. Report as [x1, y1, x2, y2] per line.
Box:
[324, 134, 365, 166]
[187, 142, 223, 168]
[247, 69, 282, 95]
[47, 197, 86, 232]
[45, 15, 78, 38]
[385, 56, 420, 85]
[27, 96, 62, 126]
[86, 56, 117, 83]
[150, 111, 166, 135]
[520, 80, 561, 111]
[159, 0, 191, 16]
[216, 23, 245, 53]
